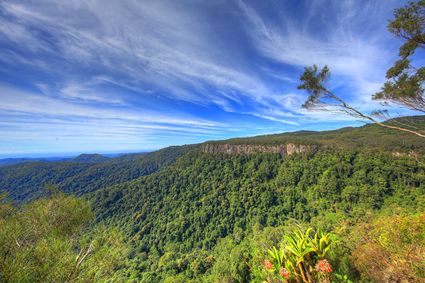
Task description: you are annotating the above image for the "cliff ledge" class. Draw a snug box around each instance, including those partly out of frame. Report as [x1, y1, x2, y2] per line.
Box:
[201, 143, 317, 156]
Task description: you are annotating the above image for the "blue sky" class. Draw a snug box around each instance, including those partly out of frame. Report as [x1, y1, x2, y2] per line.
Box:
[0, 0, 419, 157]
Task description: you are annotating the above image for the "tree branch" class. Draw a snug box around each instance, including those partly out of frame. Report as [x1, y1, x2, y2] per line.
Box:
[323, 89, 425, 138]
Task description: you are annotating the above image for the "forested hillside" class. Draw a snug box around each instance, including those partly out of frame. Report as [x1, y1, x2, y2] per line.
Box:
[1, 117, 424, 282]
[2, 116, 424, 203]
[206, 116, 425, 155]
[0, 145, 194, 202]
[91, 148, 424, 282]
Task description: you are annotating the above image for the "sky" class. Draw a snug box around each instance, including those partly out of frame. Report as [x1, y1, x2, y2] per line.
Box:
[0, 0, 420, 157]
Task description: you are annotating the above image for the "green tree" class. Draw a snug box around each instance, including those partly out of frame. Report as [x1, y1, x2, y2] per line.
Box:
[374, 0, 425, 112]
[0, 194, 129, 283]
[350, 213, 425, 282]
[298, 0, 425, 138]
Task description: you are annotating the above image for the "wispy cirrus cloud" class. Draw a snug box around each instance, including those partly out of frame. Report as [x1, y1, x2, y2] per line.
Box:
[0, 1, 271, 106]
[237, 0, 401, 104]
[0, 85, 222, 127]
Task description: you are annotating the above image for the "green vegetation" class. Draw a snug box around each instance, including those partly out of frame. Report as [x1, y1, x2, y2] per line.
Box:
[205, 115, 425, 154]
[0, 145, 194, 203]
[0, 116, 424, 282]
[350, 213, 425, 282]
[0, 193, 130, 283]
[374, 0, 425, 112]
[263, 228, 336, 282]
[89, 146, 424, 282]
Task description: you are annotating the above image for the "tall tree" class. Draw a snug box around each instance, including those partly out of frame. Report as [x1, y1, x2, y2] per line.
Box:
[298, 0, 425, 138]
[374, 0, 425, 112]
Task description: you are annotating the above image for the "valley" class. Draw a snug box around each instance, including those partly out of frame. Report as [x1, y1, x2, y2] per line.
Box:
[1, 116, 424, 282]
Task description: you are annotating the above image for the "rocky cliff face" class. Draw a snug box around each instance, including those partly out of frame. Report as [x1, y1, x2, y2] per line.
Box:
[392, 151, 419, 158]
[201, 143, 317, 156]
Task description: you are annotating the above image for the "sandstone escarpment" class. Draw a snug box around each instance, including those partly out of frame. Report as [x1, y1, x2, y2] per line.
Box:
[392, 151, 419, 158]
[201, 143, 317, 156]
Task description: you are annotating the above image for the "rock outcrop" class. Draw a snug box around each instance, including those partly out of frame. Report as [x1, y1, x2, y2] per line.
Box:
[201, 143, 317, 156]
[392, 151, 419, 158]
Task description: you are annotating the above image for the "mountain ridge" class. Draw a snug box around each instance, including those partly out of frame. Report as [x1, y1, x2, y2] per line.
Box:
[201, 115, 425, 155]
[1, 116, 424, 204]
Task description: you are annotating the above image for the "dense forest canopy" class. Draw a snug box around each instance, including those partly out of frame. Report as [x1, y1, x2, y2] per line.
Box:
[1, 116, 424, 282]
[0, 145, 194, 203]
[203, 116, 425, 153]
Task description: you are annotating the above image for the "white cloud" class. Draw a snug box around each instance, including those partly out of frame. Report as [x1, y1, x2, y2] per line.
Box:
[0, 85, 222, 128]
[59, 84, 121, 105]
[0, 1, 273, 108]
[237, 0, 399, 106]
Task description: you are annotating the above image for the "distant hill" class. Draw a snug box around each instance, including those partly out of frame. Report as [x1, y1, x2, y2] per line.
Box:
[0, 152, 148, 166]
[72, 154, 110, 163]
[0, 158, 42, 167]
[0, 146, 194, 202]
[0, 156, 69, 167]
[0, 154, 110, 167]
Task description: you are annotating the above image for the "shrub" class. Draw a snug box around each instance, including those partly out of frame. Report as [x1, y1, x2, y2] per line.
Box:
[262, 227, 350, 283]
[351, 213, 425, 282]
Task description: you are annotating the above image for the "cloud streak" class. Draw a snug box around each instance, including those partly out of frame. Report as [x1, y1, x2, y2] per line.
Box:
[237, 0, 401, 103]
